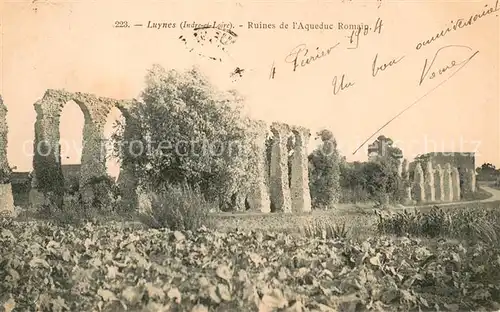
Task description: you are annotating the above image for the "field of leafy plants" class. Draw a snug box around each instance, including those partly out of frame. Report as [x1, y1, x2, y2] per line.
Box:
[2, 216, 500, 312]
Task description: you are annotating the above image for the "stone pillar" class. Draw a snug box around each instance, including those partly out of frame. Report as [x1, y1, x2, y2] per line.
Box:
[0, 95, 14, 216]
[443, 163, 453, 202]
[397, 158, 403, 178]
[404, 186, 412, 204]
[269, 122, 292, 213]
[434, 164, 444, 202]
[116, 162, 138, 211]
[79, 116, 109, 207]
[30, 94, 65, 209]
[290, 126, 312, 213]
[247, 121, 271, 213]
[412, 163, 425, 203]
[115, 103, 139, 211]
[401, 158, 412, 204]
[451, 166, 461, 201]
[468, 169, 477, 193]
[424, 161, 435, 202]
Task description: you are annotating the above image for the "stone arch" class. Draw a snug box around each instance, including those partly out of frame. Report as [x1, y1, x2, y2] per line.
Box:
[30, 89, 137, 209]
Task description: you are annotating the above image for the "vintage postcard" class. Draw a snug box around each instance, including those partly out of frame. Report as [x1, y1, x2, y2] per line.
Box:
[1, 0, 500, 311]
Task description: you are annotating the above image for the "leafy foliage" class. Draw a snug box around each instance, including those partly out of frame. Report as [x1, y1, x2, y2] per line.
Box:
[0, 166, 12, 184]
[367, 135, 403, 161]
[112, 65, 259, 209]
[2, 217, 500, 311]
[32, 141, 65, 209]
[360, 159, 403, 206]
[339, 161, 370, 204]
[308, 129, 341, 209]
[376, 205, 500, 244]
[476, 163, 500, 181]
[138, 184, 215, 231]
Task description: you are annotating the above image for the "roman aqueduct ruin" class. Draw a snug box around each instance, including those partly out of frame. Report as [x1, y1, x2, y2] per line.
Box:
[0, 90, 478, 215]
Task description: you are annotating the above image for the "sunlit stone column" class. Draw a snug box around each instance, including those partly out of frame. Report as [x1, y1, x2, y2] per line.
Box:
[290, 126, 311, 213]
[401, 159, 412, 204]
[412, 163, 425, 203]
[443, 163, 453, 202]
[451, 166, 461, 201]
[424, 161, 435, 202]
[466, 168, 477, 193]
[270, 122, 292, 213]
[434, 164, 444, 202]
[248, 120, 271, 213]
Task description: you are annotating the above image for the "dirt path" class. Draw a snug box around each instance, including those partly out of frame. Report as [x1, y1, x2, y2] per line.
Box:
[398, 185, 500, 210]
[215, 185, 500, 217]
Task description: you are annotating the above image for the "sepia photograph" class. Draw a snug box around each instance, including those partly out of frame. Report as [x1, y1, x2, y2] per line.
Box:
[0, 0, 499, 311]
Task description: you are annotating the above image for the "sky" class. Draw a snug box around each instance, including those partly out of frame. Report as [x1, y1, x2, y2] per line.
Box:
[1, 0, 499, 177]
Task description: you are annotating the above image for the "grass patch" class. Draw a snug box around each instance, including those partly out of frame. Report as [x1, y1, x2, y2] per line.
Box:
[138, 184, 215, 231]
[376, 204, 500, 245]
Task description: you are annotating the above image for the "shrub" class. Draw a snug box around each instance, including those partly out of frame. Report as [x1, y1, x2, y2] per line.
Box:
[376, 205, 500, 244]
[139, 184, 215, 231]
[64, 174, 80, 195]
[113, 65, 259, 208]
[82, 175, 115, 211]
[299, 219, 349, 240]
[308, 129, 341, 209]
[360, 158, 403, 207]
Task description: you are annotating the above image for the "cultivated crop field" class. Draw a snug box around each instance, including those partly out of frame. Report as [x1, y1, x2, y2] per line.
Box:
[2, 215, 500, 312]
